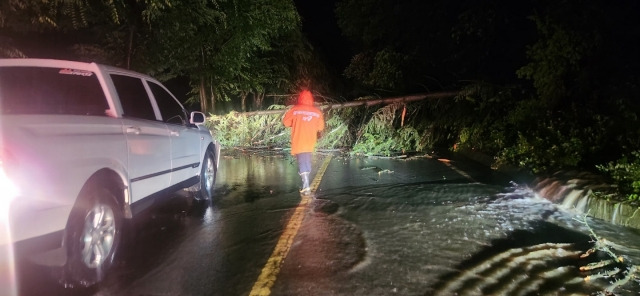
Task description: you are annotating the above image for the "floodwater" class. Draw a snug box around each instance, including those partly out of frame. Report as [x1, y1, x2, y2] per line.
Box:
[14, 151, 640, 295]
[271, 153, 640, 296]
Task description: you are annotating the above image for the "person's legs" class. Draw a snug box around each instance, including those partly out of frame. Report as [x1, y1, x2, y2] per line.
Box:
[296, 152, 312, 192]
[296, 152, 312, 174]
[299, 172, 310, 193]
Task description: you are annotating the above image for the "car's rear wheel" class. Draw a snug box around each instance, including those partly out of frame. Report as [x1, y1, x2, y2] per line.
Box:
[194, 147, 216, 201]
[64, 184, 122, 287]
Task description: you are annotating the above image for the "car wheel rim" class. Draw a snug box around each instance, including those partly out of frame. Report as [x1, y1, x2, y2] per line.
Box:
[80, 203, 116, 268]
[204, 155, 214, 193]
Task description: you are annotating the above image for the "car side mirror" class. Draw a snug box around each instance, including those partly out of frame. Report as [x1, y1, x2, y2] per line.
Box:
[190, 111, 206, 125]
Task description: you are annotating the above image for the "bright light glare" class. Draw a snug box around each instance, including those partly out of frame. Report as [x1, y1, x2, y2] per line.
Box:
[0, 164, 19, 207]
[0, 162, 18, 296]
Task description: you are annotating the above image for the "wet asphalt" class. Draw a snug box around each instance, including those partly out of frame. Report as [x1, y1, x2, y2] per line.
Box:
[16, 151, 640, 295]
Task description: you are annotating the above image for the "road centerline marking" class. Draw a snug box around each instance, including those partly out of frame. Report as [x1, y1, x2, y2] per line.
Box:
[249, 155, 332, 296]
[438, 158, 477, 182]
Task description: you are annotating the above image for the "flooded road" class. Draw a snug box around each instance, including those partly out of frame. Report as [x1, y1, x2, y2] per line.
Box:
[276, 155, 640, 295]
[17, 151, 640, 295]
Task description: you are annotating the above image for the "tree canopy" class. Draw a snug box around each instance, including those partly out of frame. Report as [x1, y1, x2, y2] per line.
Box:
[0, 0, 325, 113]
[335, 0, 640, 99]
[4, 0, 640, 189]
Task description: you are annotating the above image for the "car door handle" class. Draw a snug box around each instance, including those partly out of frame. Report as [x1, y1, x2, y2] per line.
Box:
[170, 131, 180, 136]
[126, 126, 141, 135]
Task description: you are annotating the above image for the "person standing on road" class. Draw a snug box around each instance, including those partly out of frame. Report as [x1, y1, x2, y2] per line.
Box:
[283, 90, 325, 194]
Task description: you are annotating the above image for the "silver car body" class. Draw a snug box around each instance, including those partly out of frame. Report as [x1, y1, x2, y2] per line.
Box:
[0, 59, 219, 274]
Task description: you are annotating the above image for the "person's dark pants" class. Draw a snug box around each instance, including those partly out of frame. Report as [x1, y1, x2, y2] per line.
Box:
[296, 152, 312, 174]
[296, 152, 312, 191]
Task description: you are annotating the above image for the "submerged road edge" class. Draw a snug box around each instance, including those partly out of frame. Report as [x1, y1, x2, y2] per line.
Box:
[249, 155, 333, 296]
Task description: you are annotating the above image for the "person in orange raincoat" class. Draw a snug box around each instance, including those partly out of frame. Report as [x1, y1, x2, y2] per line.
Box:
[283, 90, 325, 194]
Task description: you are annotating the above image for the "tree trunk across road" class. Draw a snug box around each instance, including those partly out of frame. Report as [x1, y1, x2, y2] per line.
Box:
[237, 91, 460, 116]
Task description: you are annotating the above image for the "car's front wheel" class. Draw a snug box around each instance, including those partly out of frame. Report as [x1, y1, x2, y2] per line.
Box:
[64, 184, 123, 287]
[195, 147, 216, 202]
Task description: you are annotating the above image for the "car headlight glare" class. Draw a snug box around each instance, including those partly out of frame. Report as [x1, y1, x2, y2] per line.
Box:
[0, 163, 19, 204]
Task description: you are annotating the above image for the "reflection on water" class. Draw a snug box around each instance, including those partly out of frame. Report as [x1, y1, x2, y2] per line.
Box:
[452, 186, 640, 295]
[443, 185, 640, 295]
[16, 154, 640, 295]
[431, 221, 614, 295]
[214, 152, 306, 205]
[209, 155, 640, 294]
[321, 161, 640, 296]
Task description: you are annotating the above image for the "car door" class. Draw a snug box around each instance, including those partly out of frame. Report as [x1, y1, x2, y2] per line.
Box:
[110, 74, 171, 204]
[146, 80, 202, 186]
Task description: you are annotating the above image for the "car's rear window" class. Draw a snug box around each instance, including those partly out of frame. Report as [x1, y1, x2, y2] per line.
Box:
[0, 66, 109, 115]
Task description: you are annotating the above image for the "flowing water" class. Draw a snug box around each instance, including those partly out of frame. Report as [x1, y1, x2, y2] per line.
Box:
[20, 153, 640, 296]
[311, 156, 640, 296]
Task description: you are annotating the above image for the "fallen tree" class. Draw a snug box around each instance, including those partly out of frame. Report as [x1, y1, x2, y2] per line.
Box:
[235, 91, 459, 116]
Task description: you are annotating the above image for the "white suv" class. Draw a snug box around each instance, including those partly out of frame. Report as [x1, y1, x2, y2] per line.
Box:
[0, 59, 220, 288]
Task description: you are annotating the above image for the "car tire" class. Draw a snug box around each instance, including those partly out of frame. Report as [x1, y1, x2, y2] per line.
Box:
[194, 146, 216, 202]
[63, 184, 123, 287]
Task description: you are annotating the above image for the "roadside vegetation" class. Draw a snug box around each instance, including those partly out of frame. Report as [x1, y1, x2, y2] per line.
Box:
[3, 3, 640, 294]
[209, 80, 640, 203]
[2, 0, 640, 202]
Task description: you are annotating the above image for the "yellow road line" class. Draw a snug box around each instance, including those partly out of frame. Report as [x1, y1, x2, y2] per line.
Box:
[249, 155, 333, 296]
[310, 155, 332, 192]
[438, 158, 476, 182]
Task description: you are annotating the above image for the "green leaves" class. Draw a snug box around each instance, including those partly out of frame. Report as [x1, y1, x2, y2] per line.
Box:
[206, 105, 289, 148]
[597, 151, 640, 202]
[352, 103, 422, 157]
[1, 0, 309, 113]
[142, 0, 305, 112]
[516, 12, 597, 107]
[344, 49, 407, 91]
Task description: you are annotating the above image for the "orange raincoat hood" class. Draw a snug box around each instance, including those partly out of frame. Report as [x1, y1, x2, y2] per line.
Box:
[297, 90, 314, 106]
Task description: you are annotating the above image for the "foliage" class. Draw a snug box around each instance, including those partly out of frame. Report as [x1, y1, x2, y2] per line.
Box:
[0, 0, 314, 114]
[351, 103, 423, 157]
[515, 4, 601, 108]
[0, 0, 169, 65]
[316, 108, 356, 150]
[344, 48, 407, 91]
[496, 130, 582, 174]
[205, 105, 289, 148]
[597, 151, 640, 202]
[207, 102, 427, 156]
[0, 0, 101, 31]
[0, 42, 27, 58]
[413, 80, 635, 178]
[205, 104, 362, 152]
[335, 0, 540, 94]
[140, 0, 304, 113]
[332, 0, 640, 186]
[335, 0, 460, 93]
[449, 83, 521, 154]
[5, 0, 640, 194]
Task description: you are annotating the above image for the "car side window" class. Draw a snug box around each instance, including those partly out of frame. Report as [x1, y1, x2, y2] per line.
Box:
[111, 74, 157, 121]
[148, 81, 187, 125]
